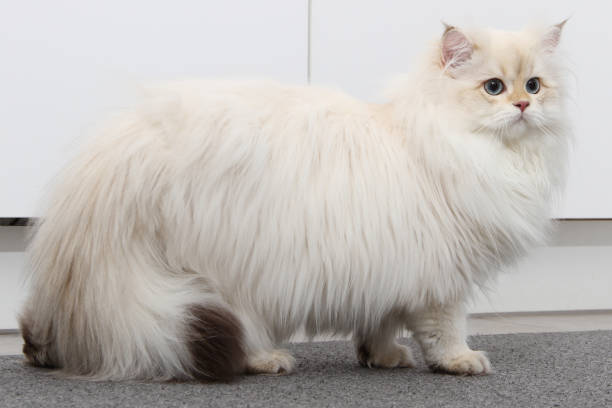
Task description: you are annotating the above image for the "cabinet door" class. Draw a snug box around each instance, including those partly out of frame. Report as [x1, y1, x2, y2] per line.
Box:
[311, 0, 611, 218]
[0, 0, 308, 216]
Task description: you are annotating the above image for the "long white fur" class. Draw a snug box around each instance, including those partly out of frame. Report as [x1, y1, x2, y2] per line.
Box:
[21, 24, 569, 379]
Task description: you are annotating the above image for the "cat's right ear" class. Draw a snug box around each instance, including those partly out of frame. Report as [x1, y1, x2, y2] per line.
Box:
[440, 25, 473, 74]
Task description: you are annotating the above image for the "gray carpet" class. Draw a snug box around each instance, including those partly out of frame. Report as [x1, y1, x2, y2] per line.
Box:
[1, 331, 611, 408]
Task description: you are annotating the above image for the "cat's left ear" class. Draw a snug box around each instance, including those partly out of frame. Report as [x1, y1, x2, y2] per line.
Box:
[541, 19, 568, 52]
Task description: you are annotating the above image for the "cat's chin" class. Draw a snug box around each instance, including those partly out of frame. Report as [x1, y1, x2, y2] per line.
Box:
[510, 117, 529, 134]
[516, 119, 550, 141]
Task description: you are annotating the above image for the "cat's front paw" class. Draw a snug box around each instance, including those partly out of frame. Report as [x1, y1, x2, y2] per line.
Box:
[358, 342, 416, 369]
[429, 349, 491, 375]
[246, 349, 296, 375]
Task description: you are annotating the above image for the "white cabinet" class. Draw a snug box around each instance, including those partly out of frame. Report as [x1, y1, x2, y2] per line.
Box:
[311, 0, 612, 218]
[0, 0, 308, 216]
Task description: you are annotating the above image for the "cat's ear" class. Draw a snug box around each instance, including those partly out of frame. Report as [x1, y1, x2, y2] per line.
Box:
[440, 25, 474, 72]
[541, 19, 568, 52]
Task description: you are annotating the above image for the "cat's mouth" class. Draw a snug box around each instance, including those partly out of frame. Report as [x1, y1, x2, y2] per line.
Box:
[484, 114, 531, 138]
[511, 113, 529, 126]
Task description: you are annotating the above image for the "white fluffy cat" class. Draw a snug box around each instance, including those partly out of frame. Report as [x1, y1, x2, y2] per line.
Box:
[20, 23, 569, 381]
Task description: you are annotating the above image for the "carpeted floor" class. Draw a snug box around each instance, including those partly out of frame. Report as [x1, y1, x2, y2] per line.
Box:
[1, 331, 610, 408]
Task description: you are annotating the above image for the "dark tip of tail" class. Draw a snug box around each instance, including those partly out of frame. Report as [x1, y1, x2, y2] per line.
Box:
[186, 305, 246, 382]
[357, 343, 371, 368]
[19, 316, 56, 369]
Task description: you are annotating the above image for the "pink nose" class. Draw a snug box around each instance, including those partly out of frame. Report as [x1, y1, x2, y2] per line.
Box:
[513, 101, 530, 112]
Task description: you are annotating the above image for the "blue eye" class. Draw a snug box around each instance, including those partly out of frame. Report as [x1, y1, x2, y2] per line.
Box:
[525, 77, 540, 94]
[484, 78, 504, 95]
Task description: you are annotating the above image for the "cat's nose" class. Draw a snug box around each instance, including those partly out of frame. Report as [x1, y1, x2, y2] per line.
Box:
[513, 101, 530, 112]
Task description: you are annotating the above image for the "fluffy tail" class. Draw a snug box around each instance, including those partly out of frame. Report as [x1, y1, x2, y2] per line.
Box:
[19, 114, 245, 381]
[20, 290, 246, 381]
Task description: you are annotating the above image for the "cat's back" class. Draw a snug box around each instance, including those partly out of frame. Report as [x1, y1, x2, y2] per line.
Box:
[133, 79, 397, 177]
[147, 79, 371, 124]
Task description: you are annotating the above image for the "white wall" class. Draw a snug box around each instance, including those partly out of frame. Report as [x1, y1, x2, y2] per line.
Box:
[470, 221, 612, 313]
[0, 227, 28, 330]
[310, 0, 612, 218]
[2, 222, 611, 329]
[0, 0, 308, 216]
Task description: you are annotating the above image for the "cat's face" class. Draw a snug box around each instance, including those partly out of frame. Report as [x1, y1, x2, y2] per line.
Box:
[440, 23, 566, 141]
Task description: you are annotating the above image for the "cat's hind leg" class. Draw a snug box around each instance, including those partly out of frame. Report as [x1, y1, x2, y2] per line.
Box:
[246, 349, 296, 375]
[354, 319, 416, 369]
[238, 311, 296, 375]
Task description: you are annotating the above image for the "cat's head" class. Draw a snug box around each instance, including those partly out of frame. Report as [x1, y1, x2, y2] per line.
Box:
[436, 22, 568, 141]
